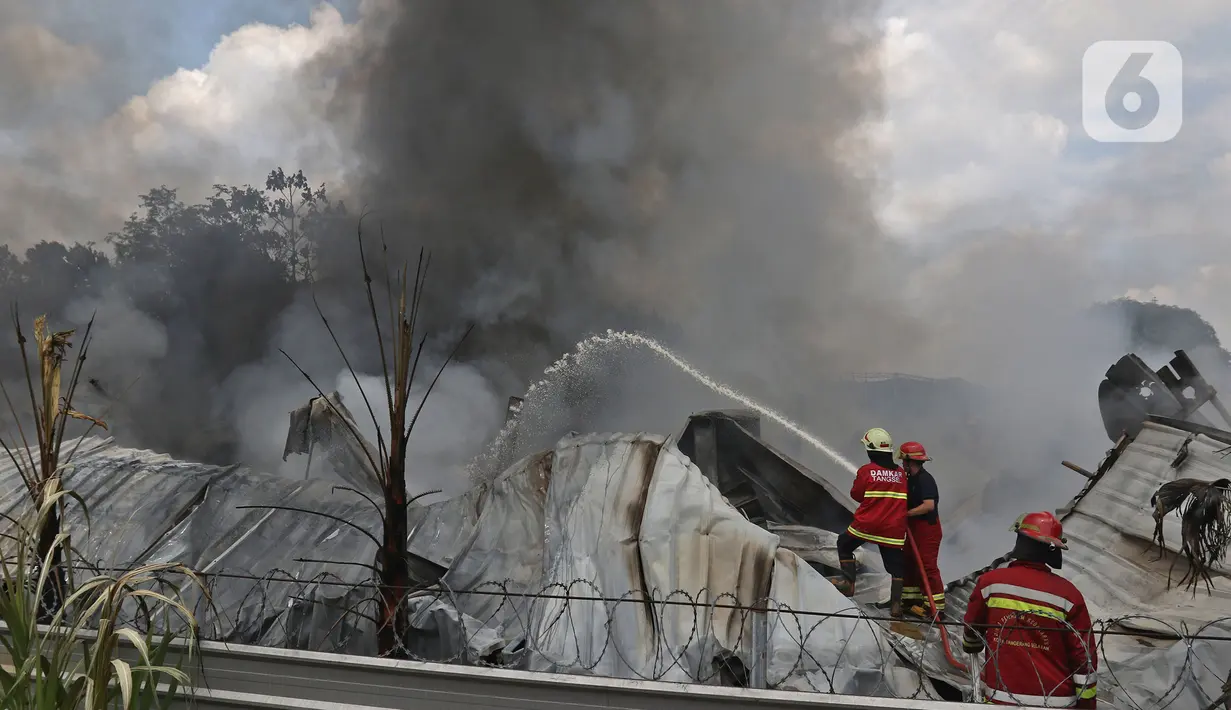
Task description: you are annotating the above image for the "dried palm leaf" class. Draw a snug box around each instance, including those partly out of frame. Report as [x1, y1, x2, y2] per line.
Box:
[1151, 477, 1231, 595]
[1151, 478, 1209, 558]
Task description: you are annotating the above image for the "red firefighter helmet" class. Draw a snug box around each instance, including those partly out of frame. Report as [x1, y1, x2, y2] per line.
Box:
[897, 441, 931, 462]
[1011, 511, 1068, 549]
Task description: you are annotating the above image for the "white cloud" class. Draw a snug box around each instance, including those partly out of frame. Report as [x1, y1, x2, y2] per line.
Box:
[991, 30, 1056, 80]
[0, 2, 371, 246]
[3, 0, 1231, 350]
[873, 6, 1086, 241]
[875, 1, 1231, 343]
[87, 4, 361, 192]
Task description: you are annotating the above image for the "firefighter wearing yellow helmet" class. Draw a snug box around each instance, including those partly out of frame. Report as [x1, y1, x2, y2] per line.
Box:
[830, 427, 908, 617]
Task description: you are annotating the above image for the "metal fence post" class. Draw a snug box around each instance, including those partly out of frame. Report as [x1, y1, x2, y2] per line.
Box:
[750, 604, 769, 689]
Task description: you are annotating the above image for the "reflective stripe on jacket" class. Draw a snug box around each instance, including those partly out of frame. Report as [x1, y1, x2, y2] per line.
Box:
[962, 560, 1098, 709]
[847, 463, 908, 547]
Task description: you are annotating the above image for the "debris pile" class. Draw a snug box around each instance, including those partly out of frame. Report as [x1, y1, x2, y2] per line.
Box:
[0, 347, 1227, 706]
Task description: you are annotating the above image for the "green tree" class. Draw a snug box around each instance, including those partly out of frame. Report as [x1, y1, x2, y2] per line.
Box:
[264, 167, 344, 283]
[106, 169, 343, 285]
[0, 244, 20, 292]
[0, 167, 344, 462]
[199, 183, 269, 243]
[17, 241, 109, 317]
[104, 187, 190, 265]
[1093, 298, 1231, 371]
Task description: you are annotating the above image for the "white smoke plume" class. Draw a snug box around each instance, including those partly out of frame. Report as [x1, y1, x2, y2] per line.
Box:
[2, 1, 1231, 577]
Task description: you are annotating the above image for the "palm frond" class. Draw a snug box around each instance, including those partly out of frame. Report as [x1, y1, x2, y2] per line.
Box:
[1151, 477, 1210, 558]
[1150, 477, 1231, 595]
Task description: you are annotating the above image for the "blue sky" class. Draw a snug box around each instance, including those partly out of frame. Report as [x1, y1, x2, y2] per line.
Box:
[11, 0, 1231, 340]
[166, 1, 361, 69]
[37, 0, 360, 117]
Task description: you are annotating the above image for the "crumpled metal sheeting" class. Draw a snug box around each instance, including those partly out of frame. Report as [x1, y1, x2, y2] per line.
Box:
[282, 392, 383, 497]
[401, 595, 505, 662]
[529, 434, 664, 679]
[145, 469, 377, 647]
[413, 431, 908, 694]
[0, 436, 381, 652]
[406, 484, 483, 567]
[1056, 422, 1231, 625]
[1101, 619, 1231, 710]
[768, 524, 951, 696]
[940, 420, 1231, 707]
[405, 448, 553, 663]
[769, 524, 892, 600]
[0, 437, 222, 568]
[766, 547, 902, 695]
[637, 436, 777, 683]
[0, 432, 911, 695]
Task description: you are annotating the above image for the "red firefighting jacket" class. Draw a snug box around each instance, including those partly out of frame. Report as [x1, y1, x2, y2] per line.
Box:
[846, 463, 908, 547]
[962, 560, 1098, 708]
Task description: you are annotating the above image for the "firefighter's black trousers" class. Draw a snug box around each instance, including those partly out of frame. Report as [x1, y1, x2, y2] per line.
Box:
[836, 531, 904, 577]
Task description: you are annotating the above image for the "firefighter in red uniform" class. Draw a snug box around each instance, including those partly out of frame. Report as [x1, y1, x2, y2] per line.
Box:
[898, 441, 945, 619]
[962, 511, 1098, 708]
[830, 427, 907, 618]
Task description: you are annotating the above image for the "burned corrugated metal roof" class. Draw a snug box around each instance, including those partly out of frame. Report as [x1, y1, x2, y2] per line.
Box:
[922, 416, 1231, 707]
[0, 435, 383, 649]
[945, 417, 1231, 628]
[677, 410, 855, 533]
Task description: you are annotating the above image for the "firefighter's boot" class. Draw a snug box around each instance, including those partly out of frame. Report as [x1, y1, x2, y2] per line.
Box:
[889, 577, 905, 619]
[829, 558, 857, 597]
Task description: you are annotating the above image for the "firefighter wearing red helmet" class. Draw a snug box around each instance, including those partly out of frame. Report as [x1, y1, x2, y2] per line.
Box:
[897, 441, 945, 619]
[830, 427, 908, 618]
[962, 511, 1099, 708]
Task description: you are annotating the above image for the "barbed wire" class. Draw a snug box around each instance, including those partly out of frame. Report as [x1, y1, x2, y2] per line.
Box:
[48, 561, 1231, 708]
[62, 562, 1231, 640]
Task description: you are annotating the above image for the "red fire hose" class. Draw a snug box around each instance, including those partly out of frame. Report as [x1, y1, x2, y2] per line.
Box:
[906, 530, 968, 673]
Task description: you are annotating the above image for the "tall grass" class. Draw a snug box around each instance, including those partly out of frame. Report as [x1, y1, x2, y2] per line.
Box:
[0, 312, 206, 709]
[0, 482, 204, 709]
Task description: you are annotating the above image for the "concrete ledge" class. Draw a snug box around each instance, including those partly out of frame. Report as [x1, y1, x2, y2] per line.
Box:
[1, 622, 971, 710]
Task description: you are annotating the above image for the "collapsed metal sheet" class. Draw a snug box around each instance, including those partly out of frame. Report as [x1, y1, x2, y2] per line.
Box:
[932, 418, 1231, 706]
[282, 392, 383, 496]
[0, 438, 220, 568]
[678, 411, 855, 532]
[403, 448, 551, 662]
[400, 430, 919, 695]
[4, 405, 1223, 706]
[0, 436, 382, 653]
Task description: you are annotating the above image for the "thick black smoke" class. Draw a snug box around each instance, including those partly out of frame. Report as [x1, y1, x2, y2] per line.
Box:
[322, 0, 907, 435]
[0, 0, 901, 495]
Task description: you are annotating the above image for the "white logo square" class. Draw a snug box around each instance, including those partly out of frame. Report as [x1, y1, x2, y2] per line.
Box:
[1082, 40, 1183, 143]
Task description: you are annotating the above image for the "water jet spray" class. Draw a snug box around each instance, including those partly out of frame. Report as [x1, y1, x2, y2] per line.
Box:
[469, 330, 858, 480]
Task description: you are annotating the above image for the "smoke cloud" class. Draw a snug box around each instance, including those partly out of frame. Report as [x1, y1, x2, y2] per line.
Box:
[0, 0, 1221, 577]
[895, 234, 1134, 569]
[0, 1, 361, 249]
[316, 0, 909, 447]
